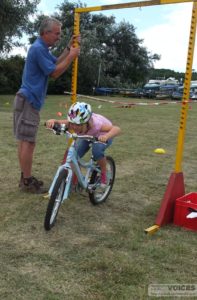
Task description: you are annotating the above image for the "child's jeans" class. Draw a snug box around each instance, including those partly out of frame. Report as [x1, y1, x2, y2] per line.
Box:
[75, 138, 112, 160]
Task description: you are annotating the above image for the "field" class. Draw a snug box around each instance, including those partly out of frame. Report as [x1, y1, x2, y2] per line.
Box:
[0, 94, 197, 299]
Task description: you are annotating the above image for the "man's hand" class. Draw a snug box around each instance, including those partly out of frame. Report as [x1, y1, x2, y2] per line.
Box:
[67, 34, 81, 49]
[68, 46, 80, 59]
[66, 34, 81, 59]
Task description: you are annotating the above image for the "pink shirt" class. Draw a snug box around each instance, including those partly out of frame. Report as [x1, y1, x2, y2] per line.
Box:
[86, 113, 112, 137]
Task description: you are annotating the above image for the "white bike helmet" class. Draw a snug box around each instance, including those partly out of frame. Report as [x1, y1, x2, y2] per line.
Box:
[67, 102, 92, 124]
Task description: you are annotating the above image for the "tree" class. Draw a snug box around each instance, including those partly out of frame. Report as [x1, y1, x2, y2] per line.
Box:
[96, 21, 156, 86]
[0, 55, 25, 94]
[50, 2, 159, 92]
[0, 0, 40, 53]
[13, 0, 160, 94]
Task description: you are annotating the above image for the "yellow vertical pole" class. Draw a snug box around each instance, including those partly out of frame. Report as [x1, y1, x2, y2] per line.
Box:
[175, 2, 197, 173]
[71, 12, 80, 104]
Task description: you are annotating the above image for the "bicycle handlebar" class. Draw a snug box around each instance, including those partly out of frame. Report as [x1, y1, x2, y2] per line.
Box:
[44, 122, 67, 135]
[52, 123, 67, 135]
[45, 122, 101, 142]
[71, 133, 99, 142]
[44, 123, 106, 144]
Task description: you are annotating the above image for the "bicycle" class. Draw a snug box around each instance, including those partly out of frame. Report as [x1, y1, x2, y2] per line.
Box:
[44, 123, 116, 231]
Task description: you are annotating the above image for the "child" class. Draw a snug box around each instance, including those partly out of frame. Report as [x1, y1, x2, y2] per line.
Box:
[46, 102, 121, 187]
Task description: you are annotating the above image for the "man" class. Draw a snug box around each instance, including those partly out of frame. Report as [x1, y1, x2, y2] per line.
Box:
[13, 17, 80, 193]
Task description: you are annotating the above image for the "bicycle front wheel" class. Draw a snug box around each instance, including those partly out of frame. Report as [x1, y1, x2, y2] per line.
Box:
[88, 156, 116, 205]
[44, 169, 68, 231]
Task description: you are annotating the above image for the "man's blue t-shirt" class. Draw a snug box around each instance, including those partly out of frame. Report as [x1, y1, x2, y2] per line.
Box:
[19, 37, 57, 110]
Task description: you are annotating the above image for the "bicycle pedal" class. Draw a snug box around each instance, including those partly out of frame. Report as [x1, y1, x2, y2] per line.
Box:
[87, 184, 97, 191]
[43, 193, 50, 199]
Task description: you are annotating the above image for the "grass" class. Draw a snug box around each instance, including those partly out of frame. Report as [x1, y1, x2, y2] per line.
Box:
[1, 94, 197, 299]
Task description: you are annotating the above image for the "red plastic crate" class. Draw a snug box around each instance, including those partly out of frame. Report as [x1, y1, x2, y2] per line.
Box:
[173, 192, 197, 231]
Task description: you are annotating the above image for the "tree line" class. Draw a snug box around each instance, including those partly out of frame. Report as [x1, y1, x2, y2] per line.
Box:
[0, 0, 196, 95]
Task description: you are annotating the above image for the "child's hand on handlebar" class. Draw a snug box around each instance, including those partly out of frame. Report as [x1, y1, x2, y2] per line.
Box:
[46, 119, 56, 129]
[98, 135, 108, 143]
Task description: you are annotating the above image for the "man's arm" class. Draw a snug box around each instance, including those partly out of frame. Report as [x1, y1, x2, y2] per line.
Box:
[56, 35, 81, 64]
[56, 47, 70, 64]
[50, 46, 80, 79]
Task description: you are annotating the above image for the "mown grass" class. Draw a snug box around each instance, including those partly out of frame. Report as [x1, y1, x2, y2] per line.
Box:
[0, 94, 197, 300]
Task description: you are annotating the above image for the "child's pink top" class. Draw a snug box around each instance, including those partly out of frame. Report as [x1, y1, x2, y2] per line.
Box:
[86, 113, 112, 137]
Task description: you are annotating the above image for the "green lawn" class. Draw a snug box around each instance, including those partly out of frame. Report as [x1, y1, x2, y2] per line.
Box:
[0, 94, 197, 299]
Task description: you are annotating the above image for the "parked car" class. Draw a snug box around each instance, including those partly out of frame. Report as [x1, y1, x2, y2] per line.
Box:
[155, 84, 178, 100]
[171, 86, 183, 100]
[190, 84, 197, 100]
[143, 83, 160, 99]
[190, 92, 197, 100]
[94, 87, 119, 96]
[119, 88, 144, 98]
[171, 85, 196, 100]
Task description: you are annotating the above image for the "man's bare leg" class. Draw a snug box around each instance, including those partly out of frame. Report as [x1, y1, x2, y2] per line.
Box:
[18, 140, 35, 178]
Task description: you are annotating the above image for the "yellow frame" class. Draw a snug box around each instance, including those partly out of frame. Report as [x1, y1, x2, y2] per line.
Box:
[71, 0, 197, 173]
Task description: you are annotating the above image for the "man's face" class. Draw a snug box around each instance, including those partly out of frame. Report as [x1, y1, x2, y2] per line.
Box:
[44, 24, 61, 47]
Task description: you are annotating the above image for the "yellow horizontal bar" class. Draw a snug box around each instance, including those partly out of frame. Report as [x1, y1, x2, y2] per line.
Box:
[75, 6, 102, 13]
[75, 0, 196, 13]
[160, 0, 194, 3]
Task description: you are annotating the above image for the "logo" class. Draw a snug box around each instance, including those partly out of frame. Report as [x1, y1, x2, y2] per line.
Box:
[148, 284, 197, 297]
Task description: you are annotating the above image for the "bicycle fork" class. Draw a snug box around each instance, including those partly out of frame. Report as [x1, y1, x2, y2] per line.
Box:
[48, 166, 73, 202]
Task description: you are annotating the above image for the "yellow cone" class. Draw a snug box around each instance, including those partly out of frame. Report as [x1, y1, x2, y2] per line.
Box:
[154, 148, 166, 154]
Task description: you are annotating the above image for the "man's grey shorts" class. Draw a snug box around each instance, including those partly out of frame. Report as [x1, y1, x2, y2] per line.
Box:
[13, 93, 40, 142]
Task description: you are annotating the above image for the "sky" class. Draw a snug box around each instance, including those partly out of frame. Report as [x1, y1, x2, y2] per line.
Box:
[13, 0, 197, 72]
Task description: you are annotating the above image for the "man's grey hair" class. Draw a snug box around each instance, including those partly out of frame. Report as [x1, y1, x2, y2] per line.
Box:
[39, 17, 62, 35]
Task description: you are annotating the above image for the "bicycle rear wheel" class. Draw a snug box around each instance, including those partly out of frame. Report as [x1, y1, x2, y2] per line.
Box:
[44, 169, 68, 231]
[88, 156, 115, 205]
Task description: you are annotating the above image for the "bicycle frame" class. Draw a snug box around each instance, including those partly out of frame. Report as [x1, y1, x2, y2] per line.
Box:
[44, 127, 116, 230]
[48, 132, 101, 202]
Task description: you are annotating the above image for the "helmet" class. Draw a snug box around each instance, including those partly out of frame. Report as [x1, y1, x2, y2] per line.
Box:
[67, 102, 92, 124]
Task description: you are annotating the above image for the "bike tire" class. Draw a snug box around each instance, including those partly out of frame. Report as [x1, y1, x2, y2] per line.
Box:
[44, 169, 68, 231]
[88, 156, 115, 205]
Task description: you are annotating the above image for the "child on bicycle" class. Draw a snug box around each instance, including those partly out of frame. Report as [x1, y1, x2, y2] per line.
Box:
[46, 102, 121, 187]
